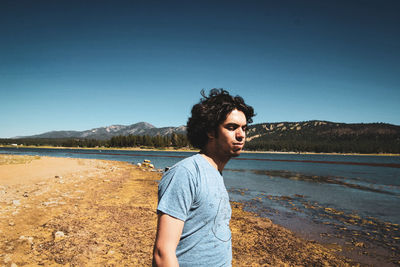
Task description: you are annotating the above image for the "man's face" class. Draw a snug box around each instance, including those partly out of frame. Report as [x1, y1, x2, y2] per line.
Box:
[212, 109, 247, 158]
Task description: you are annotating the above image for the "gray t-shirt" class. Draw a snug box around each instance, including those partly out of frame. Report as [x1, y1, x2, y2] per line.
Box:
[157, 154, 232, 267]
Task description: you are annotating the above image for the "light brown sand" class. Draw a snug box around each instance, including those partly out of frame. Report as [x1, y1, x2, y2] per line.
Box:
[0, 155, 354, 266]
[0, 156, 100, 186]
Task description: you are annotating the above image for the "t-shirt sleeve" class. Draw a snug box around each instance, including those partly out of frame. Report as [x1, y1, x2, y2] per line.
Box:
[157, 165, 196, 222]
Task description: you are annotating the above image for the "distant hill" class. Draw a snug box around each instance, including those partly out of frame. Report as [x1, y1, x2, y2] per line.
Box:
[5, 120, 400, 153]
[245, 120, 400, 153]
[16, 122, 186, 140]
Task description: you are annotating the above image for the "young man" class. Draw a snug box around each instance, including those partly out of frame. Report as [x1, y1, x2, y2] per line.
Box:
[153, 89, 255, 266]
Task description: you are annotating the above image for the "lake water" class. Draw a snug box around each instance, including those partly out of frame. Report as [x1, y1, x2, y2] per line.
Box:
[1, 147, 399, 264]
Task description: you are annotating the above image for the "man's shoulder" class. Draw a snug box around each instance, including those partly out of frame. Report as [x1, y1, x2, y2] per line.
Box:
[159, 154, 202, 189]
[161, 154, 203, 180]
[171, 153, 203, 170]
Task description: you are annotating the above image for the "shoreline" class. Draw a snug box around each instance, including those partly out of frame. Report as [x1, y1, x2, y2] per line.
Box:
[2, 144, 399, 157]
[0, 155, 355, 266]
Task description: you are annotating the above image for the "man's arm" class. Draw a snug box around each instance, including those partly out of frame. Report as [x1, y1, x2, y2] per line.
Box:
[153, 212, 184, 267]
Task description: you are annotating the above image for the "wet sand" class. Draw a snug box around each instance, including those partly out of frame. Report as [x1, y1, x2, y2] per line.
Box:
[0, 155, 355, 266]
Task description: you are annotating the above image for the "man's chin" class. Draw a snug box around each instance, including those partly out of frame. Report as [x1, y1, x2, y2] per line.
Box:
[231, 149, 242, 157]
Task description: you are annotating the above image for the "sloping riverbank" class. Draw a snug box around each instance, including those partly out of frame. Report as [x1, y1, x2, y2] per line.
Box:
[0, 155, 353, 266]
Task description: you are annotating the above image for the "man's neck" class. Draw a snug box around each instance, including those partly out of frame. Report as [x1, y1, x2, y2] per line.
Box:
[200, 148, 230, 173]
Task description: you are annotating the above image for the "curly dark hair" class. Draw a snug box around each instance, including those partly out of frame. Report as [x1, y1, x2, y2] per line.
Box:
[186, 89, 255, 149]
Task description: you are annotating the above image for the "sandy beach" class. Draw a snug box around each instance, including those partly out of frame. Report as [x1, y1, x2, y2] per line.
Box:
[0, 155, 356, 266]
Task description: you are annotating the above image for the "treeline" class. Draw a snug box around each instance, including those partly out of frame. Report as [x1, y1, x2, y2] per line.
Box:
[2, 130, 400, 154]
[245, 132, 400, 154]
[0, 133, 190, 149]
[109, 134, 189, 148]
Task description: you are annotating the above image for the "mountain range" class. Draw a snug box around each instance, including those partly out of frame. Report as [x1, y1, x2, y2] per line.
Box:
[17, 122, 186, 140]
[17, 120, 400, 141]
[245, 120, 400, 153]
[8, 120, 400, 153]
[245, 120, 400, 142]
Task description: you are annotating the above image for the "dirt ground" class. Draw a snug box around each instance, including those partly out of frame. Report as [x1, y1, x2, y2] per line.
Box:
[0, 155, 356, 266]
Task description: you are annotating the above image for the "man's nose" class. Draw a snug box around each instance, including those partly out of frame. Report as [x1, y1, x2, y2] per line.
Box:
[236, 128, 245, 140]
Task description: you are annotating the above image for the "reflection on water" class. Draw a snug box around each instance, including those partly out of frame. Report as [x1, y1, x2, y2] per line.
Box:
[229, 189, 400, 265]
[226, 168, 400, 196]
[224, 166, 400, 265]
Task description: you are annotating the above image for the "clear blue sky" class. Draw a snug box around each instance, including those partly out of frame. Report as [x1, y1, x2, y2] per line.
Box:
[1, 0, 399, 138]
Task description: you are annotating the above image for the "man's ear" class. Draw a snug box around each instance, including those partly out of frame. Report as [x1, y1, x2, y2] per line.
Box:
[207, 130, 216, 139]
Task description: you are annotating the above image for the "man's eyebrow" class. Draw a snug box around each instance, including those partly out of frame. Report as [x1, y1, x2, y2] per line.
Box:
[225, 123, 248, 127]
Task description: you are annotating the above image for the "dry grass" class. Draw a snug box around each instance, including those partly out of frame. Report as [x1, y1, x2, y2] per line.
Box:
[0, 155, 40, 165]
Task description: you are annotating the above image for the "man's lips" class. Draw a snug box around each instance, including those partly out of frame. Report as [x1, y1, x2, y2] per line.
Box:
[233, 143, 244, 148]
